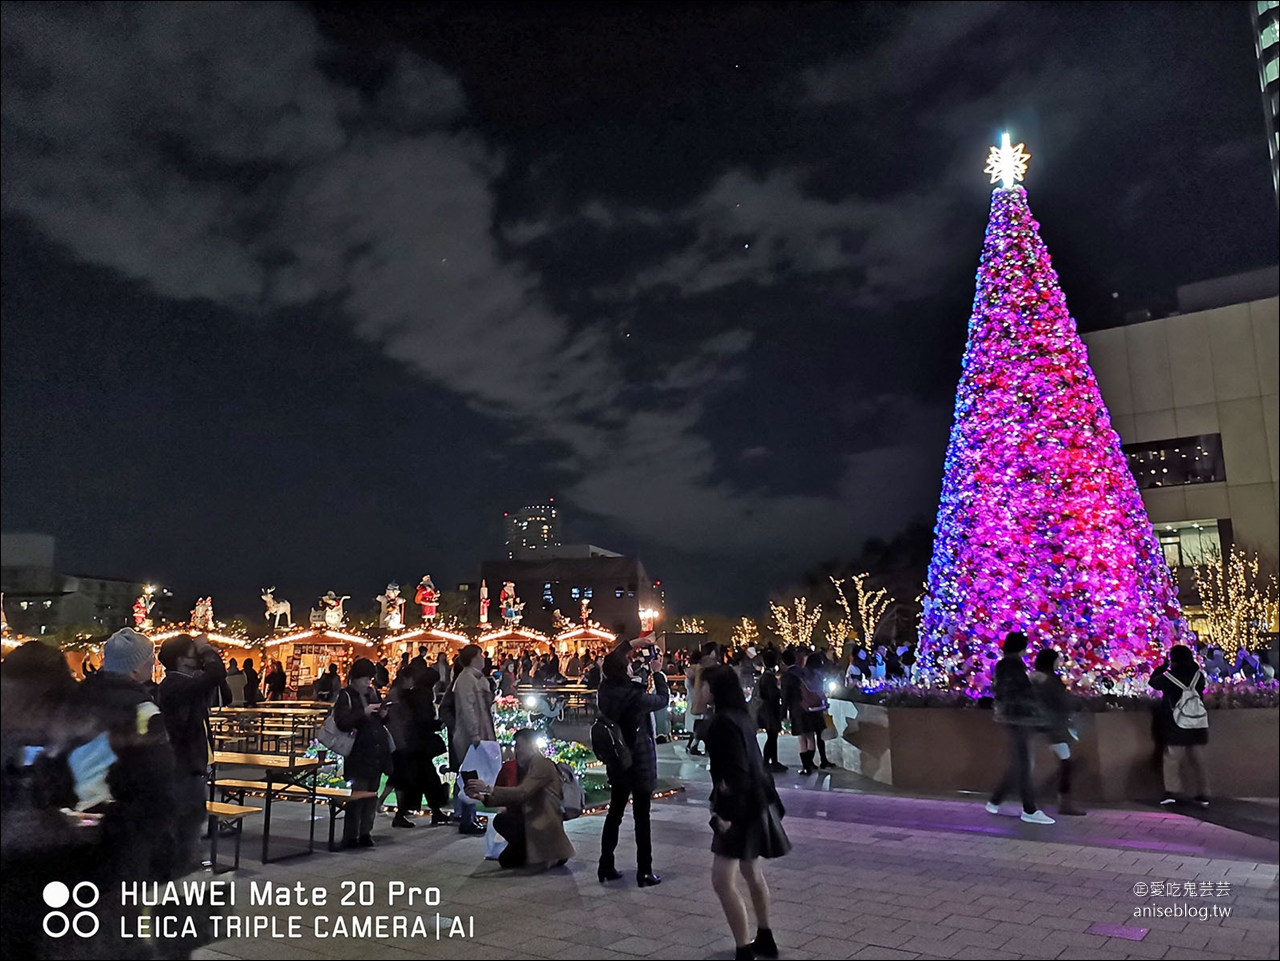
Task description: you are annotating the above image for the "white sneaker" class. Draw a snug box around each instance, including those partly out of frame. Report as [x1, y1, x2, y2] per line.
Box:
[985, 801, 1001, 815]
[1021, 809, 1055, 825]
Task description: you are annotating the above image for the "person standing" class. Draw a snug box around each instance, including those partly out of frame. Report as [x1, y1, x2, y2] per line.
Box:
[81, 629, 178, 882]
[596, 648, 669, 886]
[433, 651, 452, 700]
[465, 728, 574, 870]
[986, 632, 1055, 824]
[374, 658, 391, 691]
[699, 666, 789, 961]
[264, 660, 287, 701]
[1150, 644, 1210, 806]
[225, 658, 247, 706]
[449, 644, 495, 835]
[385, 662, 451, 827]
[755, 668, 786, 773]
[686, 642, 718, 756]
[804, 652, 836, 770]
[242, 657, 260, 705]
[780, 649, 818, 774]
[316, 663, 341, 702]
[156, 633, 227, 871]
[1030, 649, 1084, 816]
[333, 658, 392, 849]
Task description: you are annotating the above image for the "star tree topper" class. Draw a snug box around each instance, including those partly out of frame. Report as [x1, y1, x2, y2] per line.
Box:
[984, 131, 1031, 189]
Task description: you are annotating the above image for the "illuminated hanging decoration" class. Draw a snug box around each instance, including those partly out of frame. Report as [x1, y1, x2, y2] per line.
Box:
[919, 134, 1188, 693]
[1194, 548, 1280, 656]
[133, 586, 157, 630]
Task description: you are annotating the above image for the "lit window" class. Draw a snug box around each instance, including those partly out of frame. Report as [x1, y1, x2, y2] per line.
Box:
[43, 600, 53, 609]
[616, 588, 625, 598]
[19, 601, 29, 610]
[571, 587, 581, 600]
[583, 588, 593, 598]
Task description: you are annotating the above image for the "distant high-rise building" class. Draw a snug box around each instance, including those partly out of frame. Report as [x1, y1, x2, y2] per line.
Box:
[1254, 0, 1280, 201]
[504, 500, 562, 558]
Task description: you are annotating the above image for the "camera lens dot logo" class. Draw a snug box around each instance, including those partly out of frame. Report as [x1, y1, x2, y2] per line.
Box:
[42, 882, 99, 938]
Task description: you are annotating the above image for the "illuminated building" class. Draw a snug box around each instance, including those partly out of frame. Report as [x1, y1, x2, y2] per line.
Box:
[1253, 0, 1279, 202]
[1081, 272, 1280, 605]
[504, 500, 562, 558]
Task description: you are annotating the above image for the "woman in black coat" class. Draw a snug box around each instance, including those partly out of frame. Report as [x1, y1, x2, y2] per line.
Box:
[701, 665, 788, 961]
[595, 649, 669, 885]
[754, 670, 786, 773]
[1149, 644, 1209, 805]
[264, 661, 287, 701]
[385, 662, 450, 828]
[334, 658, 392, 849]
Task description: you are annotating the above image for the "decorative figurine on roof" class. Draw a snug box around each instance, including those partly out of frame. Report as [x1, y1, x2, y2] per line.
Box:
[261, 587, 293, 630]
[133, 591, 155, 631]
[500, 581, 522, 628]
[479, 580, 490, 626]
[552, 609, 573, 632]
[311, 591, 350, 629]
[377, 582, 406, 630]
[414, 575, 439, 624]
[579, 598, 592, 626]
[191, 596, 215, 632]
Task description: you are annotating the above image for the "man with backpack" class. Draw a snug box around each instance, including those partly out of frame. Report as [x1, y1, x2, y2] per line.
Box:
[593, 648, 669, 887]
[1149, 644, 1210, 807]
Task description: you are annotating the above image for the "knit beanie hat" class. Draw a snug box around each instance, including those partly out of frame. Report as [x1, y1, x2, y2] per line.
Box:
[349, 657, 377, 680]
[103, 628, 155, 676]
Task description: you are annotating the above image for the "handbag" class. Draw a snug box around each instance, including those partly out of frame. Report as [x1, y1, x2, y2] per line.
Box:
[756, 801, 792, 859]
[318, 691, 357, 757]
[819, 711, 837, 741]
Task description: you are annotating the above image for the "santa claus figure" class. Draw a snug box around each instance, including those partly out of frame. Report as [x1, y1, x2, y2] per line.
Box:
[415, 575, 439, 623]
[133, 594, 154, 630]
[191, 596, 215, 631]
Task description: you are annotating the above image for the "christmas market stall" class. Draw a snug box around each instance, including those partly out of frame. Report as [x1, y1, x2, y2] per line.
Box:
[476, 626, 552, 661]
[552, 624, 616, 658]
[263, 627, 376, 698]
[382, 626, 470, 669]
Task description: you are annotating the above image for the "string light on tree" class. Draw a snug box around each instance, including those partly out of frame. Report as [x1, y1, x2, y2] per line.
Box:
[677, 616, 708, 634]
[919, 133, 1188, 694]
[829, 574, 892, 649]
[1194, 548, 1279, 656]
[730, 617, 759, 649]
[769, 598, 822, 649]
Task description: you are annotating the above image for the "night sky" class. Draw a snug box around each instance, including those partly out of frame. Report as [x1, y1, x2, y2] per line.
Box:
[2, 2, 1276, 619]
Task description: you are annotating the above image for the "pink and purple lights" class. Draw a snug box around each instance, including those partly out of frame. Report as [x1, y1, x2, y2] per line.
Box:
[920, 185, 1188, 693]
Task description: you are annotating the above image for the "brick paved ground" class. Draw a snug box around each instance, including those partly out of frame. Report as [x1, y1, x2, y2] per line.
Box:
[191, 739, 1278, 961]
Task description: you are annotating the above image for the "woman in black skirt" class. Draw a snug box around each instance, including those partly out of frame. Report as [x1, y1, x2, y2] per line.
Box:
[700, 666, 791, 961]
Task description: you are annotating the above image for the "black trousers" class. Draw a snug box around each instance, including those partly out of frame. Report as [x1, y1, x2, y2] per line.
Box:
[493, 811, 526, 869]
[392, 750, 448, 816]
[762, 729, 780, 766]
[599, 780, 652, 875]
[990, 725, 1037, 814]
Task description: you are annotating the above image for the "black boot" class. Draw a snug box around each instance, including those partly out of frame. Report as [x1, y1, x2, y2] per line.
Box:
[734, 945, 755, 961]
[750, 928, 779, 958]
[800, 750, 816, 774]
[817, 740, 835, 769]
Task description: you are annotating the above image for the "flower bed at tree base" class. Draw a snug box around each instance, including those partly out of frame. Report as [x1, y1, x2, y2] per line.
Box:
[826, 699, 1279, 802]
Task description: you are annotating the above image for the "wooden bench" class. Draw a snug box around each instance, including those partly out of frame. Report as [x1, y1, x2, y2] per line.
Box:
[215, 779, 379, 852]
[206, 801, 261, 872]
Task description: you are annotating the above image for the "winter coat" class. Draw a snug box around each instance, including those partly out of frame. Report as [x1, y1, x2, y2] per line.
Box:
[754, 671, 784, 733]
[334, 685, 393, 780]
[780, 665, 806, 730]
[705, 707, 777, 825]
[1149, 661, 1209, 747]
[596, 673, 669, 794]
[991, 655, 1037, 725]
[79, 671, 179, 880]
[487, 755, 575, 864]
[156, 646, 226, 776]
[449, 665, 496, 770]
[1030, 671, 1078, 744]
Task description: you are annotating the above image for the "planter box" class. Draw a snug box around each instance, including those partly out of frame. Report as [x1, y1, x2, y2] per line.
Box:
[826, 699, 1278, 801]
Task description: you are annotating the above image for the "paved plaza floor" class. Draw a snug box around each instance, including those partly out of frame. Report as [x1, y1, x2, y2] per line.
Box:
[192, 740, 1279, 961]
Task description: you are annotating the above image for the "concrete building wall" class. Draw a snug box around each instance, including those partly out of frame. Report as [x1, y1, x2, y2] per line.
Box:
[1082, 295, 1280, 557]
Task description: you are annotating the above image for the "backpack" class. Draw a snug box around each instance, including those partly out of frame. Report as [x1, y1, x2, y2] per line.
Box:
[590, 715, 634, 773]
[556, 761, 585, 820]
[1167, 670, 1208, 730]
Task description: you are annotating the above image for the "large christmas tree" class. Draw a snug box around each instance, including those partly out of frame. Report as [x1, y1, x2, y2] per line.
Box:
[919, 135, 1188, 694]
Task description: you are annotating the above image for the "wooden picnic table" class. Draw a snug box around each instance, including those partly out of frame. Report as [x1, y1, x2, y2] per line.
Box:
[210, 752, 320, 864]
[211, 707, 324, 757]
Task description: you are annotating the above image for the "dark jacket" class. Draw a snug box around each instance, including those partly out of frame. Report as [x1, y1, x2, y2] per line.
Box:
[316, 671, 340, 702]
[754, 671, 784, 733]
[79, 672, 178, 879]
[596, 673, 669, 793]
[242, 664, 260, 704]
[780, 665, 805, 730]
[991, 655, 1037, 725]
[334, 685, 393, 780]
[1030, 671, 1078, 743]
[705, 707, 778, 824]
[1149, 661, 1208, 746]
[265, 668, 287, 697]
[156, 645, 226, 776]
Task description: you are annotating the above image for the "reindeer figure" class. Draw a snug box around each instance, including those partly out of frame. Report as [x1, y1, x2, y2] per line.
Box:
[261, 587, 293, 630]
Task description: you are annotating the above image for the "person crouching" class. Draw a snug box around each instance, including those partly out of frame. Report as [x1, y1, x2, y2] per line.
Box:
[465, 729, 574, 870]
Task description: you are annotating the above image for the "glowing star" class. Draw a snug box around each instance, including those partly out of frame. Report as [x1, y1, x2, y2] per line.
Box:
[984, 132, 1031, 189]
